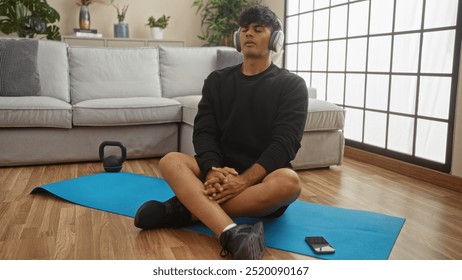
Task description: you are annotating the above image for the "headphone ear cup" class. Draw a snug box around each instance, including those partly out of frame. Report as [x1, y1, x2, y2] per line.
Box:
[234, 29, 241, 52]
[269, 30, 284, 52]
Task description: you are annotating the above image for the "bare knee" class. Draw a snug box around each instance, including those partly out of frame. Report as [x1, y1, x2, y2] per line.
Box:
[263, 168, 301, 202]
[159, 152, 200, 178]
[281, 169, 302, 200]
[159, 152, 181, 172]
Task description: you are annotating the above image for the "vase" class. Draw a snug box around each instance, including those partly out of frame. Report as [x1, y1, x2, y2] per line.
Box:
[114, 23, 129, 38]
[79, 5, 91, 30]
[151, 27, 164, 40]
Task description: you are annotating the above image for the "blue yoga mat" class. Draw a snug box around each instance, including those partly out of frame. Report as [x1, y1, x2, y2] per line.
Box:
[31, 172, 405, 260]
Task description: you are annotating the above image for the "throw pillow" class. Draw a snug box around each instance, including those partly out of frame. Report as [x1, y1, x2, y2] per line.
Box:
[0, 39, 41, 97]
[216, 49, 244, 69]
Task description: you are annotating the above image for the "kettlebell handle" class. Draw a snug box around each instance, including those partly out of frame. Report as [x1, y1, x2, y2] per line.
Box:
[99, 141, 127, 162]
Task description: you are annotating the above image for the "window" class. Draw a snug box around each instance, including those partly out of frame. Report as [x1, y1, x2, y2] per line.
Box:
[285, 0, 461, 172]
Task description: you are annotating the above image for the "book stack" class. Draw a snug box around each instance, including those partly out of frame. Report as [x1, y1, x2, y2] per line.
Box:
[73, 28, 103, 38]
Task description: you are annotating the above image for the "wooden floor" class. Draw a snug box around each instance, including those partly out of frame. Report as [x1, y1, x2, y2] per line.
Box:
[1, 156, 461, 260]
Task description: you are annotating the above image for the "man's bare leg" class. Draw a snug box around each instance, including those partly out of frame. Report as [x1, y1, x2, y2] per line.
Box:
[135, 152, 301, 260]
[218, 168, 301, 218]
[157, 152, 234, 235]
[158, 152, 301, 230]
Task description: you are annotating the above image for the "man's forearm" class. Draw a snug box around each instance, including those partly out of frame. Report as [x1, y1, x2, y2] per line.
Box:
[240, 163, 267, 187]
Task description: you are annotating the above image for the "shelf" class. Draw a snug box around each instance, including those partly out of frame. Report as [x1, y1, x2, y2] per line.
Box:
[62, 36, 184, 48]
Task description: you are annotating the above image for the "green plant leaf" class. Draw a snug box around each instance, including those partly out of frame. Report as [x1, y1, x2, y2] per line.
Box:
[192, 0, 261, 46]
[0, 0, 61, 40]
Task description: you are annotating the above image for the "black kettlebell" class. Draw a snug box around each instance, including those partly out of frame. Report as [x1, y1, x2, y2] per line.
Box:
[99, 141, 127, 172]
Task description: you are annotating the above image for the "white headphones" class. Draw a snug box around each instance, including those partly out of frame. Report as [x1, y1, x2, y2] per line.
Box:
[234, 19, 285, 53]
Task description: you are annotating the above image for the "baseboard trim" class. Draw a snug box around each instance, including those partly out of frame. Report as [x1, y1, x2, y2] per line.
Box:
[344, 146, 462, 194]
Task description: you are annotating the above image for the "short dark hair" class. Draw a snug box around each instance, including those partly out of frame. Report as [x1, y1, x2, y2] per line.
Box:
[238, 5, 281, 31]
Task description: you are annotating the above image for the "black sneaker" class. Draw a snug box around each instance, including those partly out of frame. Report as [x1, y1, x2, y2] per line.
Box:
[134, 196, 192, 229]
[219, 222, 266, 260]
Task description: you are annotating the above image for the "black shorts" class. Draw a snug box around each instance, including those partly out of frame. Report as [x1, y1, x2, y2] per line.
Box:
[261, 205, 289, 219]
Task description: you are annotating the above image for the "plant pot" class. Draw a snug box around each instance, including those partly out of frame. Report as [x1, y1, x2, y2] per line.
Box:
[114, 23, 129, 38]
[79, 5, 91, 30]
[150, 27, 164, 40]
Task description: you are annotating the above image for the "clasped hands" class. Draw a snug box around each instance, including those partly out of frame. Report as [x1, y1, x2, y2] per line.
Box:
[203, 166, 248, 204]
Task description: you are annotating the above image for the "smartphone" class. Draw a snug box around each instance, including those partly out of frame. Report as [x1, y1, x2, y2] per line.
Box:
[305, 236, 335, 254]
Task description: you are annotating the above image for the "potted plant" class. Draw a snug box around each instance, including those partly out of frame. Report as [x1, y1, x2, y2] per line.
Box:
[146, 15, 170, 40]
[0, 0, 61, 40]
[192, 0, 261, 46]
[109, 0, 129, 38]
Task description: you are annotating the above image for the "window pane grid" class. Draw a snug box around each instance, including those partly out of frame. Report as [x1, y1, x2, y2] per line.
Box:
[285, 0, 461, 172]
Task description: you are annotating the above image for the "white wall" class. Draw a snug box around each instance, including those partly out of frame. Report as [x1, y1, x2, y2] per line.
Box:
[44, 0, 283, 47]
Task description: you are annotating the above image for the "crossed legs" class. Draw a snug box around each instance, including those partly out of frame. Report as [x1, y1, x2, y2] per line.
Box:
[157, 152, 301, 235]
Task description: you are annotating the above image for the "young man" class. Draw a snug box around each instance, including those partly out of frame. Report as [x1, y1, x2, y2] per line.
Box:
[134, 5, 308, 260]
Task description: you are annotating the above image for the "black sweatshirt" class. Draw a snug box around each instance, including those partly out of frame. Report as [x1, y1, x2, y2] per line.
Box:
[193, 63, 308, 179]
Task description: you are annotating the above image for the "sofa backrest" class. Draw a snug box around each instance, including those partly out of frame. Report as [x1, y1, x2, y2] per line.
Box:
[159, 46, 233, 98]
[68, 47, 162, 104]
[35, 41, 71, 102]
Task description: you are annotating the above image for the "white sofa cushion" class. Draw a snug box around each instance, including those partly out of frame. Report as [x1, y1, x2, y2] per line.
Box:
[159, 46, 234, 98]
[73, 97, 181, 126]
[306, 99, 345, 131]
[173, 95, 201, 126]
[216, 49, 243, 69]
[69, 47, 162, 104]
[0, 96, 72, 128]
[38, 40, 70, 102]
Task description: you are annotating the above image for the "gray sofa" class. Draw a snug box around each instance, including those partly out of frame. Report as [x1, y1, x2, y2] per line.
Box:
[0, 39, 345, 169]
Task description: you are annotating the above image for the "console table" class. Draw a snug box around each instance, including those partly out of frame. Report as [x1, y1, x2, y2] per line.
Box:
[62, 36, 184, 48]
